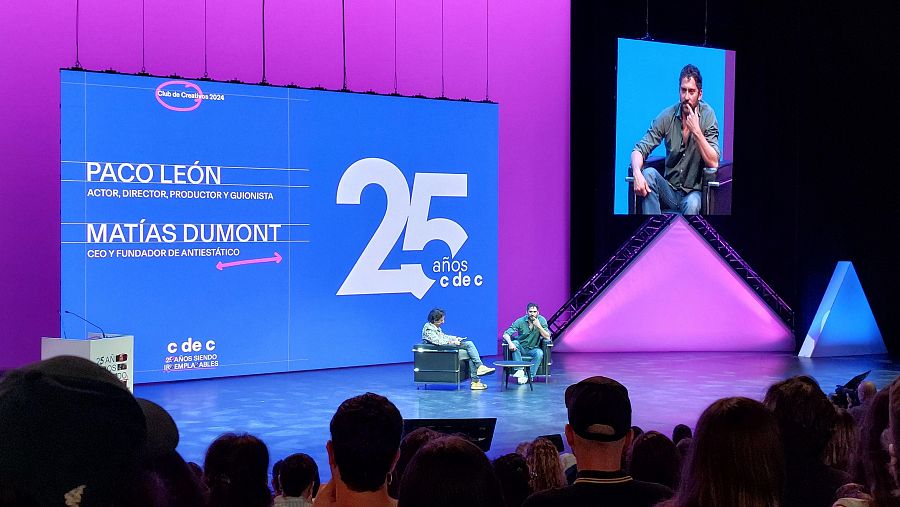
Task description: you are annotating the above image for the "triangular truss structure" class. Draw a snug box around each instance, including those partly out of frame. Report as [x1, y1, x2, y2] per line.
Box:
[547, 214, 793, 341]
[685, 215, 794, 331]
[546, 214, 677, 338]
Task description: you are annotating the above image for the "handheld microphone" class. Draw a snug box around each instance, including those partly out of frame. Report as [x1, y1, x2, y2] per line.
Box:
[64, 310, 107, 339]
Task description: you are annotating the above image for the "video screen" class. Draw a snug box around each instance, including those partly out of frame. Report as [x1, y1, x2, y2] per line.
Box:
[61, 70, 498, 383]
[614, 39, 735, 215]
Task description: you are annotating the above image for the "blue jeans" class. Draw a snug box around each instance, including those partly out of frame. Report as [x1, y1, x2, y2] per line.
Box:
[511, 341, 543, 380]
[459, 340, 484, 381]
[639, 167, 701, 215]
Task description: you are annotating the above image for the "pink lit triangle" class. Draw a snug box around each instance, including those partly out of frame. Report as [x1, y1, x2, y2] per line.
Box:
[556, 216, 794, 352]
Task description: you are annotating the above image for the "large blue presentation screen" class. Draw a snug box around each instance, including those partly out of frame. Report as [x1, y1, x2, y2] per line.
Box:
[61, 70, 498, 383]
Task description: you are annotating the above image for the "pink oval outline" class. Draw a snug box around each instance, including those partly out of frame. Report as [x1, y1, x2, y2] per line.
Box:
[155, 80, 204, 112]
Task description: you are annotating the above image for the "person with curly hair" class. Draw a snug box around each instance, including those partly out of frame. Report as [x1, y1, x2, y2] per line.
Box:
[526, 437, 567, 494]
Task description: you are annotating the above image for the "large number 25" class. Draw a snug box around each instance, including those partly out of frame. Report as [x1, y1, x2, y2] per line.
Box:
[336, 158, 468, 299]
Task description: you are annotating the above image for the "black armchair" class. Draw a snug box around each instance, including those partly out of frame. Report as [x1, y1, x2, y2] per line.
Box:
[412, 342, 470, 389]
[625, 156, 733, 215]
[500, 339, 553, 382]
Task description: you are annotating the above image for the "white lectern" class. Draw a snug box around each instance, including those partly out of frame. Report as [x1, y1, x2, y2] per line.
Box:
[41, 334, 135, 392]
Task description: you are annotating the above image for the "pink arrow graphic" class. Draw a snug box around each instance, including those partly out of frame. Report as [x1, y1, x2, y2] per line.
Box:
[216, 252, 282, 271]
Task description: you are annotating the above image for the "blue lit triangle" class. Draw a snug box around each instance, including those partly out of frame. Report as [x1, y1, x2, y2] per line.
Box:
[799, 261, 885, 357]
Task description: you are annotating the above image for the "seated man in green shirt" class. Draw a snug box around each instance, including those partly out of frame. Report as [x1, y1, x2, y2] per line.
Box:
[422, 308, 495, 390]
[630, 64, 720, 215]
[502, 303, 551, 384]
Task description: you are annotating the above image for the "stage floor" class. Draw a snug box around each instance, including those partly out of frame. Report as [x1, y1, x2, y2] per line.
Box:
[135, 351, 900, 482]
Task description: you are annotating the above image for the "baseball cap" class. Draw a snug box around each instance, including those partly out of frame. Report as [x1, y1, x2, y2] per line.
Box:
[565, 376, 632, 441]
[0, 355, 179, 504]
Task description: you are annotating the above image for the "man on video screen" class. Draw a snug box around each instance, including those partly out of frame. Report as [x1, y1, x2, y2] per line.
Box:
[630, 64, 720, 215]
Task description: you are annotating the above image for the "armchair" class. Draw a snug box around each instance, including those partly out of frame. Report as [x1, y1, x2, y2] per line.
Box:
[412, 342, 470, 389]
[501, 339, 553, 382]
[625, 156, 733, 215]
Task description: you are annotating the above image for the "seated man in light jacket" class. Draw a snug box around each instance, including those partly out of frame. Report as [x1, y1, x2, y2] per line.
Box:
[422, 307, 494, 390]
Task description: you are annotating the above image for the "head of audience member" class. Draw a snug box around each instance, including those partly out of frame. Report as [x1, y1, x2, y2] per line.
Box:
[852, 386, 895, 506]
[139, 398, 208, 507]
[763, 375, 837, 462]
[674, 437, 692, 465]
[204, 432, 272, 507]
[279, 453, 319, 501]
[187, 462, 204, 479]
[859, 381, 878, 406]
[398, 436, 504, 507]
[0, 355, 159, 506]
[271, 459, 284, 496]
[626, 430, 680, 490]
[833, 483, 875, 507]
[388, 427, 442, 499]
[526, 437, 567, 493]
[327, 392, 403, 501]
[427, 308, 445, 325]
[622, 425, 645, 469]
[515, 440, 531, 456]
[563, 376, 634, 472]
[825, 408, 857, 473]
[144, 451, 209, 507]
[672, 424, 692, 445]
[663, 397, 784, 507]
[889, 378, 900, 484]
[492, 453, 531, 507]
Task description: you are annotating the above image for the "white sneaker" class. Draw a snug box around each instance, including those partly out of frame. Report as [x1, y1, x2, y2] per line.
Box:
[476, 365, 496, 376]
[512, 369, 526, 379]
[517, 375, 528, 385]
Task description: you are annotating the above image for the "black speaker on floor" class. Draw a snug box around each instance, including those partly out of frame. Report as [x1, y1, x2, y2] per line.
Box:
[402, 418, 497, 452]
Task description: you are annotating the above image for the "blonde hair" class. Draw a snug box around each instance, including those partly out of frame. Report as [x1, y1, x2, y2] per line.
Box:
[525, 438, 566, 493]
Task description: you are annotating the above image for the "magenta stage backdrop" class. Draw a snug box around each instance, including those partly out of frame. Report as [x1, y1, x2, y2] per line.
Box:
[0, 0, 569, 369]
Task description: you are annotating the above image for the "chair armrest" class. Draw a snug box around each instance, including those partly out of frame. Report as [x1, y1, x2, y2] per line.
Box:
[703, 167, 719, 188]
[415, 342, 460, 352]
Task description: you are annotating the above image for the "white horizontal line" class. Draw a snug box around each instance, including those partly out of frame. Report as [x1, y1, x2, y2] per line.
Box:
[61, 161, 310, 172]
[61, 179, 309, 189]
